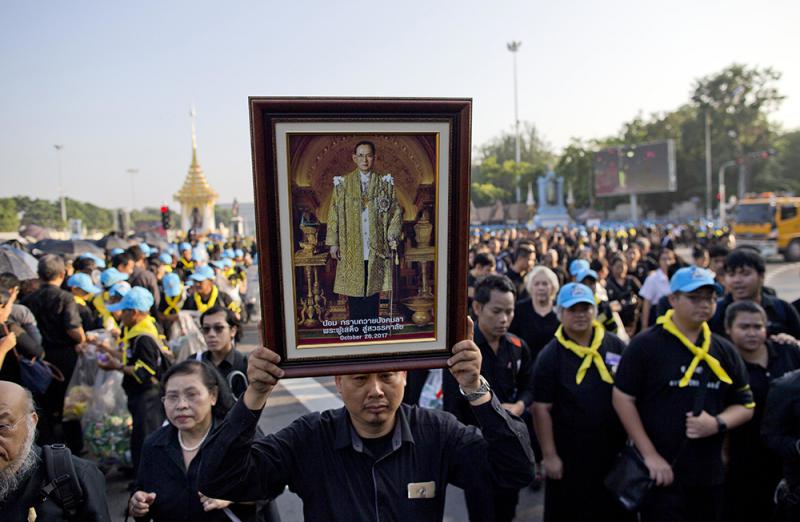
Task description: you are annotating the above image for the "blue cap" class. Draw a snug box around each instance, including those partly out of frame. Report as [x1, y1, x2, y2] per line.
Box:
[162, 273, 183, 298]
[569, 259, 590, 277]
[179, 242, 192, 252]
[575, 268, 599, 283]
[159, 252, 173, 265]
[107, 287, 154, 312]
[109, 281, 131, 299]
[100, 268, 129, 288]
[209, 259, 225, 270]
[189, 265, 215, 282]
[78, 253, 106, 268]
[669, 266, 723, 295]
[191, 246, 206, 262]
[166, 244, 178, 254]
[556, 283, 597, 309]
[110, 247, 125, 257]
[139, 243, 152, 257]
[222, 258, 234, 268]
[67, 273, 102, 295]
[234, 249, 244, 258]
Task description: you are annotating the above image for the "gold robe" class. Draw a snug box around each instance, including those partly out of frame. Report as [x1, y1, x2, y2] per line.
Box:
[325, 170, 403, 297]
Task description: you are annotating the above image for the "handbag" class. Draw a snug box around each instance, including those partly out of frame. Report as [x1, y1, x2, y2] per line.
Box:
[606, 369, 709, 511]
[15, 346, 64, 395]
[604, 443, 654, 511]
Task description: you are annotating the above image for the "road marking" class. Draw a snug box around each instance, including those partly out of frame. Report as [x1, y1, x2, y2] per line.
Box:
[766, 263, 800, 286]
[280, 377, 342, 413]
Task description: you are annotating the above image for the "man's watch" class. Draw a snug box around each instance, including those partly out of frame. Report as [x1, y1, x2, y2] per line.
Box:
[459, 375, 491, 402]
[715, 416, 728, 435]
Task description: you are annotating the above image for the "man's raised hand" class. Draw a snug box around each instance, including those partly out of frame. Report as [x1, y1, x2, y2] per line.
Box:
[243, 346, 284, 410]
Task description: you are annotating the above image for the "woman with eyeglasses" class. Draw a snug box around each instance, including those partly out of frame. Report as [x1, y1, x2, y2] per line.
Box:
[196, 306, 249, 398]
[128, 360, 268, 521]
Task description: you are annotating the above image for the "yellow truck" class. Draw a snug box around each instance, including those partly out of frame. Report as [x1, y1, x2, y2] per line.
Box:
[732, 194, 800, 261]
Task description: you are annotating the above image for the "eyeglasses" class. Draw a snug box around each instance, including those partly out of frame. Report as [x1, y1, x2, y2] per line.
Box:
[0, 417, 26, 436]
[162, 391, 205, 407]
[201, 324, 228, 335]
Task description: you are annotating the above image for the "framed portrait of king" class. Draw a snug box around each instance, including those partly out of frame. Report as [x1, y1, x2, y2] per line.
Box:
[250, 97, 471, 377]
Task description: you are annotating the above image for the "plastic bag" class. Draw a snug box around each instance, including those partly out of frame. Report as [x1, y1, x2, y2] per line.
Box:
[418, 369, 443, 410]
[62, 351, 98, 421]
[169, 311, 207, 362]
[82, 369, 133, 468]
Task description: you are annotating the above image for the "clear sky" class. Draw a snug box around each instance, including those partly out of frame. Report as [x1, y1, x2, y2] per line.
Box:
[2, 0, 798, 210]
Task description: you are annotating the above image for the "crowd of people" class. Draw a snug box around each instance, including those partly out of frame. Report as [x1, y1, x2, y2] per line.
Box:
[1, 221, 800, 521]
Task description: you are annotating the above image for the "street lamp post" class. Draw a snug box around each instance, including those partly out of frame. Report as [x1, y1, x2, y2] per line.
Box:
[704, 110, 712, 220]
[54, 144, 66, 226]
[507, 40, 522, 203]
[718, 160, 737, 224]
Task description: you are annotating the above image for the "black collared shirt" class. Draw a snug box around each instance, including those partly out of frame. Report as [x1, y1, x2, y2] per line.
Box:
[509, 298, 559, 361]
[21, 284, 82, 351]
[135, 423, 258, 522]
[443, 324, 535, 426]
[710, 291, 800, 339]
[762, 369, 800, 485]
[615, 324, 754, 486]
[199, 395, 534, 522]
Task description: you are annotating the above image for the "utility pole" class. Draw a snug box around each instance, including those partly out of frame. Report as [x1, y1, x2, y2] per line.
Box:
[507, 40, 522, 203]
[54, 144, 66, 226]
[704, 110, 712, 220]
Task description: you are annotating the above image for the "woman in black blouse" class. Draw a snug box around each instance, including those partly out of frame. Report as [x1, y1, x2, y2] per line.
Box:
[605, 254, 641, 338]
[510, 265, 560, 362]
[129, 360, 276, 521]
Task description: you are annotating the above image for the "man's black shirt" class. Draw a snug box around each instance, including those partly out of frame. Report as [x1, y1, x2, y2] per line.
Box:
[509, 298, 559, 361]
[199, 395, 534, 522]
[21, 284, 81, 351]
[443, 324, 535, 426]
[199, 348, 249, 397]
[710, 291, 800, 339]
[615, 324, 754, 486]
[533, 329, 625, 433]
[762, 369, 800, 486]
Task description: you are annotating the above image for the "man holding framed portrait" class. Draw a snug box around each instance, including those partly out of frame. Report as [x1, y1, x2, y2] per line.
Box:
[326, 140, 403, 321]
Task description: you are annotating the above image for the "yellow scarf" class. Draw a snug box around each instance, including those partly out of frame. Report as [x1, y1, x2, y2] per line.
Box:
[93, 292, 111, 320]
[555, 321, 613, 384]
[74, 295, 87, 307]
[193, 285, 218, 313]
[179, 258, 194, 271]
[657, 310, 732, 388]
[164, 290, 183, 315]
[163, 266, 173, 274]
[120, 316, 160, 364]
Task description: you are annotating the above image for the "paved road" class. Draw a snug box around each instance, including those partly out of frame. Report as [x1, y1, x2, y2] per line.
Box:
[106, 260, 799, 521]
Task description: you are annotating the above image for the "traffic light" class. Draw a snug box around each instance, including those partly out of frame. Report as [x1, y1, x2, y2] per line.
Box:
[160, 206, 170, 230]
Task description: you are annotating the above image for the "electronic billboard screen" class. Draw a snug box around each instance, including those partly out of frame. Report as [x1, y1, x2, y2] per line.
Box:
[593, 140, 676, 197]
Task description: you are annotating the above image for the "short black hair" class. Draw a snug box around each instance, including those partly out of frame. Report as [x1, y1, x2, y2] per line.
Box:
[724, 248, 765, 275]
[161, 360, 235, 421]
[37, 254, 65, 282]
[0, 272, 21, 291]
[473, 274, 516, 305]
[200, 305, 242, 342]
[72, 257, 96, 273]
[353, 140, 376, 155]
[473, 253, 495, 268]
[692, 246, 709, 259]
[112, 252, 132, 269]
[724, 300, 767, 331]
[514, 244, 535, 261]
[127, 245, 145, 263]
[709, 245, 730, 259]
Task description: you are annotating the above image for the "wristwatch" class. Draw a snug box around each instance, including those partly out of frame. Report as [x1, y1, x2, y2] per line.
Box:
[715, 416, 728, 434]
[459, 375, 491, 402]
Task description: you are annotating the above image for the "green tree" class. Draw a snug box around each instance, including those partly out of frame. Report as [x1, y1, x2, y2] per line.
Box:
[0, 199, 20, 232]
[555, 140, 594, 209]
[470, 182, 509, 207]
[757, 130, 800, 194]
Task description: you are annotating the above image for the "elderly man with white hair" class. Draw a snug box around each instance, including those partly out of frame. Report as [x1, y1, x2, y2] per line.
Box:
[0, 380, 110, 520]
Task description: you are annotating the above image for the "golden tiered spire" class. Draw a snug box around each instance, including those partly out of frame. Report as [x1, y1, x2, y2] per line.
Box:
[173, 105, 218, 207]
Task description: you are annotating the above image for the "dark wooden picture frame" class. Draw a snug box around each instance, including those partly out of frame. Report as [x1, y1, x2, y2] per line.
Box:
[250, 97, 471, 377]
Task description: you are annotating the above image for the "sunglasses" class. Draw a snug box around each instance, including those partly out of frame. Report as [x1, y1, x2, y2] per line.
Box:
[201, 324, 228, 334]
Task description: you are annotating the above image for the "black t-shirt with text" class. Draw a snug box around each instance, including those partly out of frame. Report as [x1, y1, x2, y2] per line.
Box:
[615, 324, 754, 486]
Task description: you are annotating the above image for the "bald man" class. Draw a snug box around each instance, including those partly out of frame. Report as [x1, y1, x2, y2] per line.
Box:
[0, 381, 110, 521]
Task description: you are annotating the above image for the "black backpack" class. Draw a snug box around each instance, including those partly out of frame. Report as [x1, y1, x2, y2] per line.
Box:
[40, 444, 84, 518]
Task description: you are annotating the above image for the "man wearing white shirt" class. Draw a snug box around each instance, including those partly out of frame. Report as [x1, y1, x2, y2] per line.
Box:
[326, 141, 403, 321]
